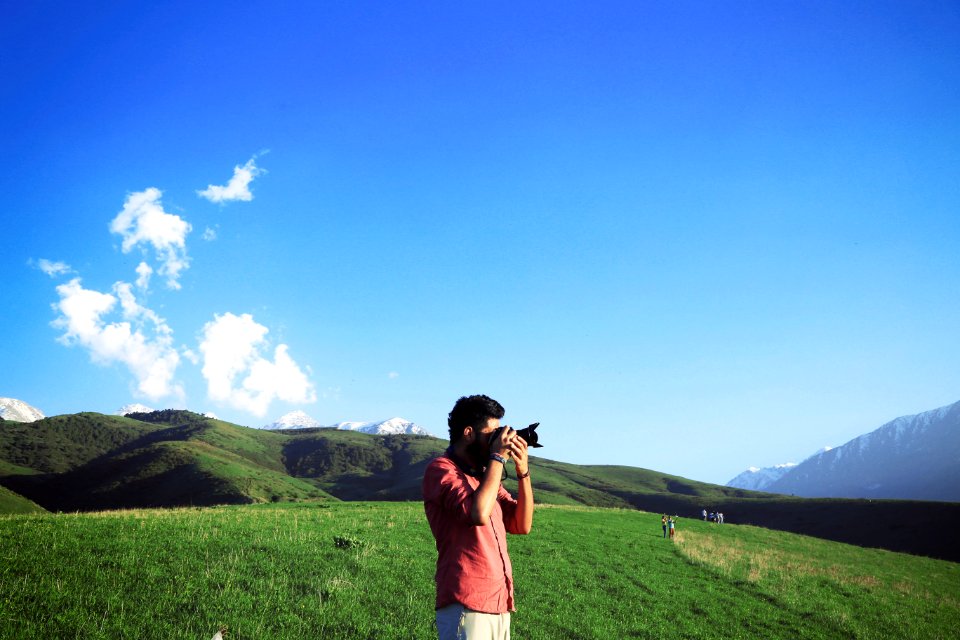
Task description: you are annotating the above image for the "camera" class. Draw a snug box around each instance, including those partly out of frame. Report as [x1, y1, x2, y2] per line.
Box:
[488, 422, 543, 448]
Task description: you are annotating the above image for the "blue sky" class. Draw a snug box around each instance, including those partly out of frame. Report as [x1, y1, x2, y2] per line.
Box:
[2, 2, 958, 485]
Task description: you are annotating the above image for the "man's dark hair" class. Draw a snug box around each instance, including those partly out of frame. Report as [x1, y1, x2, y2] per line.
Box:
[447, 394, 505, 444]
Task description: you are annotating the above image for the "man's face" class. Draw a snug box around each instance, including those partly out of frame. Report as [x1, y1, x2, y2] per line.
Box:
[466, 417, 500, 463]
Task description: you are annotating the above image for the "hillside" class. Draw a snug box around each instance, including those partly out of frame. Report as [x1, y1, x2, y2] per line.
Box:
[0, 483, 45, 514]
[1, 411, 958, 561]
[0, 503, 957, 639]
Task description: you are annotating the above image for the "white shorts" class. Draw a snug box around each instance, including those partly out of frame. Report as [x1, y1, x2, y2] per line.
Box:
[436, 603, 511, 640]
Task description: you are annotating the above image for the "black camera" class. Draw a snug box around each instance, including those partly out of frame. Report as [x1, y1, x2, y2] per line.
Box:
[488, 422, 543, 448]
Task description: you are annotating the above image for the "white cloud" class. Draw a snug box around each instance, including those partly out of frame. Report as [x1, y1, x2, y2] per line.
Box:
[388, 371, 400, 379]
[202, 226, 218, 241]
[197, 157, 265, 203]
[135, 262, 153, 289]
[199, 312, 315, 417]
[110, 188, 192, 290]
[35, 259, 73, 277]
[52, 278, 183, 402]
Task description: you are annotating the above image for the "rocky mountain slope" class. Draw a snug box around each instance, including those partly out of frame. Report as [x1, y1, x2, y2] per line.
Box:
[766, 400, 960, 502]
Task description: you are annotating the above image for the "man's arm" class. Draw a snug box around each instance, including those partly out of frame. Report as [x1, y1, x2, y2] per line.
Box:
[469, 428, 512, 525]
[470, 459, 507, 525]
[507, 436, 533, 534]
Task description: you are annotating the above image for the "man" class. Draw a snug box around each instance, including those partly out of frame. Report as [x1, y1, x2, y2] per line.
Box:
[423, 394, 534, 640]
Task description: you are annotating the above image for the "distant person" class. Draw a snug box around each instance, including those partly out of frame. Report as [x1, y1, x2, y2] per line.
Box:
[702, 509, 707, 521]
[718, 512, 724, 524]
[662, 514, 668, 538]
[423, 394, 534, 640]
[668, 516, 676, 539]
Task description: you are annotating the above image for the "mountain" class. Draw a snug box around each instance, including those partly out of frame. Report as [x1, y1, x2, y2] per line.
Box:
[332, 417, 433, 436]
[116, 403, 155, 416]
[263, 411, 435, 437]
[262, 410, 323, 430]
[0, 398, 45, 423]
[1, 410, 959, 561]
[766, 400, 960, 502]
[726, 447, 834, 491]
[726, 463, 798, 491]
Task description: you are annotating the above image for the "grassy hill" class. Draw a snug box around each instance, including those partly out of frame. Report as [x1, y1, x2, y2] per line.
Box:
[0, 484, 45, 514]
[1, 411, 958, 561]
[0, 502, 956, 639]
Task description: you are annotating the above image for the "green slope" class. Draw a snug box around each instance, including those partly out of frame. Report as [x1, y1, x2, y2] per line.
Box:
[0, 411, 333, 511]
[0, 483, 46, 514]
[0, 412, 167, 473]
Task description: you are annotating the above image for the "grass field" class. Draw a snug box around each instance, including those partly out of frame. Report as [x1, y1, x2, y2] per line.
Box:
[1, 503, 957, 639]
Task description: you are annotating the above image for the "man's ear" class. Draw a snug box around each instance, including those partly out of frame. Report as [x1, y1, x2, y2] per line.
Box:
[462, 425, 474, 443]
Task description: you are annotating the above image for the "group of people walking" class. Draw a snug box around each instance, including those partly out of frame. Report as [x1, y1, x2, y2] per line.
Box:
[702, 509, 724, 523]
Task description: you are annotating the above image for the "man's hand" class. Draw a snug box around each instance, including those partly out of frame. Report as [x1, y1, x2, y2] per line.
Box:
[489, 426, 514, 460]
[506, 431, 534, 534]
[506, 434, 529, 477]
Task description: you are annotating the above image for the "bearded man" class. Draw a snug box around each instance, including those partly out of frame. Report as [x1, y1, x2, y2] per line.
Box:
[422, 394, 534, 640]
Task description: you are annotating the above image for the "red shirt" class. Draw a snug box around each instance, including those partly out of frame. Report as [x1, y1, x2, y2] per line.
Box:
[423, 452, 520, 613]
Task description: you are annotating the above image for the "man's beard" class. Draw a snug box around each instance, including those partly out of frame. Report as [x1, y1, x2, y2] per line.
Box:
[466, 437, 489, 468]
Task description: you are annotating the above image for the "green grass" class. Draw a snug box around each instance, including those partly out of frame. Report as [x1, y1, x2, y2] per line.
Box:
[1, 503, 956, 639]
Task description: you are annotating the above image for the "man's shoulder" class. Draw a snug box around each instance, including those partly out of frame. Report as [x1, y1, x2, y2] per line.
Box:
[424, 453, 456, 478]
[426, 453, 454, 468]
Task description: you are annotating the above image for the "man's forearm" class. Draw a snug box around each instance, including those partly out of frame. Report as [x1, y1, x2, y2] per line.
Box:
[470, 459, 505, 525]
[513, 474, 534, 534]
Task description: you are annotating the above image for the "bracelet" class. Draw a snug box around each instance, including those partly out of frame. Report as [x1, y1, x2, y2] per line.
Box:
[517, 470, 530, 479]
[489, 453, 507, 465]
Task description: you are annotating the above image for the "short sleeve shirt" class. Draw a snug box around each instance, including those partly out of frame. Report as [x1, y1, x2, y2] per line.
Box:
[422, 453, 519, 613]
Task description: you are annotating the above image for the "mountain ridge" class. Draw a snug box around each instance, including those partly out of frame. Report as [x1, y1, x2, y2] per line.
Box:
[1, 410, 958, 562]
[767, 400, 960, 501]
[727, 400, 960, 502]
[262, 410, 434, 437]
[726, 462, 799, 492]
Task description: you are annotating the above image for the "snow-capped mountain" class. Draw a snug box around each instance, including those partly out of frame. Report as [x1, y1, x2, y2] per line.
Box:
[726, 462, 798, 492]
[332, 417, 433, 436]
[262, 411, 434, 436]
[116, 404, 155, 416]
[0, 398, 45, 423]
[766, 400, 960, 502]
[262, 410, 323, 430]
[726, 446, 833, 491]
